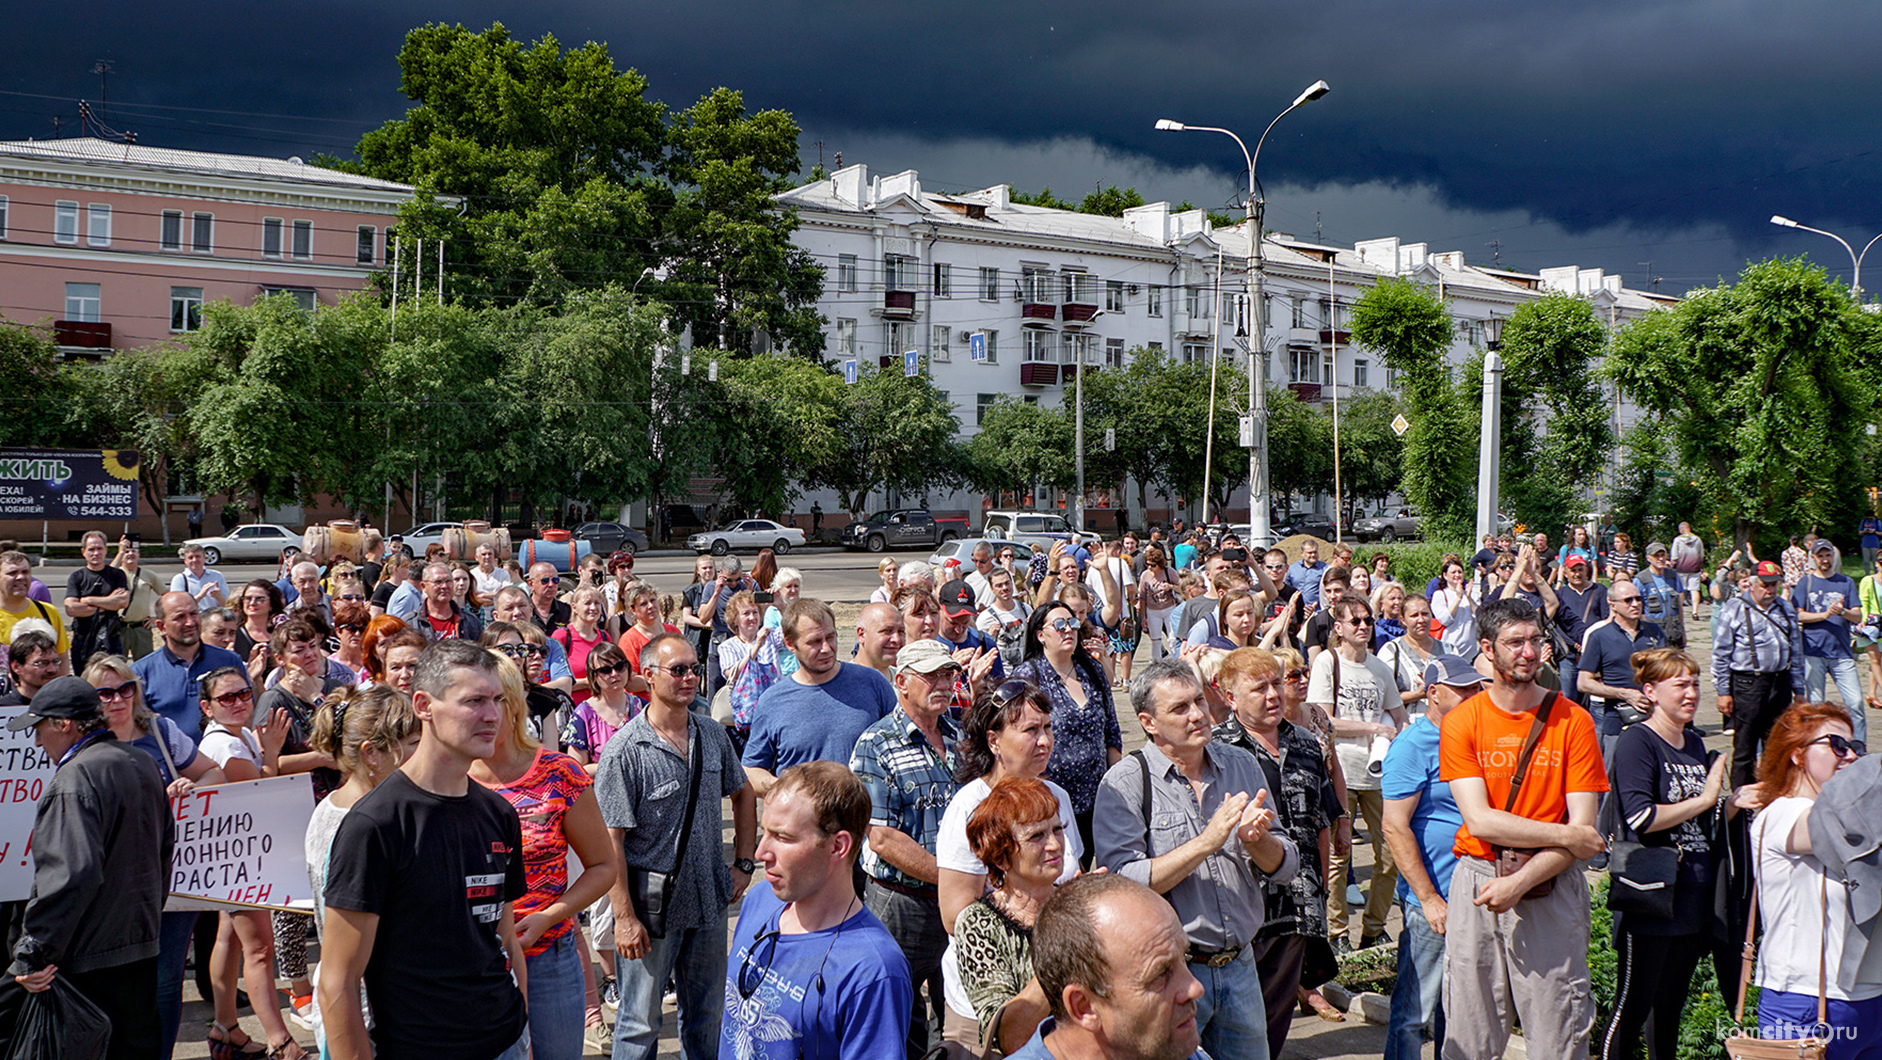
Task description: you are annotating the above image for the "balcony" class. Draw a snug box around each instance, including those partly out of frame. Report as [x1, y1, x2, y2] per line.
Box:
[1318, 328, 1351, 345]
[1061, 363, 1098, 381]
[882, 290, 916, 319]
[1061, 302, 1100, 325]
[1021, 301, 1057, 324]
[1019, 362, 1059, 386]
[1287, 382, 1323, 402]
[54, 320, 112, 350]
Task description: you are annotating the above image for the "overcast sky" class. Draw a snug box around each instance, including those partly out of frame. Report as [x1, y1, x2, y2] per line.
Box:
[7, 1, 1880, 294]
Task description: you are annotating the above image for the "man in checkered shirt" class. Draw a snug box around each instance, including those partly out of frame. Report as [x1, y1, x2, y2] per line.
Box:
[848, 638, 963, 1060]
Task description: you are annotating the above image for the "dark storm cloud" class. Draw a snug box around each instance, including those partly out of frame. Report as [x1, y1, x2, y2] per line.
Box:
[7, 1, 1880, 289]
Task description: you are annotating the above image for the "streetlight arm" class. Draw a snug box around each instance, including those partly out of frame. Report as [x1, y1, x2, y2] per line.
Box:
[1771, 216, 1858, 273]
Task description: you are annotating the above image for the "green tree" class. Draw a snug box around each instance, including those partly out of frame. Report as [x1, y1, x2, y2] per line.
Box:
[1608, 257, 1882, 551]
[1078, 185, 1147, 217]
[1335, 390, 1406, 518]
[814, 361, 963, 516]
[965, 399, 1073, 499]
[1265, 388, 1332, 511]
[0, 321, 87, 449]
[707, 355, 847, 517]
[1082, 348, 1231, 517]
[1349, 278, 1472, 540]
[1008, 187, 1076, 211]
[1495, 293, 1615, 538]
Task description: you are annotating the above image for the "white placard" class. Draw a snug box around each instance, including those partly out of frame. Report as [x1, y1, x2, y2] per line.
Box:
[166, 774, 317, 912]
[0, 705, 60, 901]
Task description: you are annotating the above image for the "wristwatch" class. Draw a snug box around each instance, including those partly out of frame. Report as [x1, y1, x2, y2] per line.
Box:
[733, 858, 756, 874]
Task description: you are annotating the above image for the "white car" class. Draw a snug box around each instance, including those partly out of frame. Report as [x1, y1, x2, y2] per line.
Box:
[928, 538, 1035, 571]
[185, 524, 301, 565]
[687, 519, 807, 555]
[393, 521, 462, 557]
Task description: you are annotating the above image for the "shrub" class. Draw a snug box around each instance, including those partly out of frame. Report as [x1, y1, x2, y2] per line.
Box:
[1351, 538, 1472, 597]
[1588, 875, 1753, 1060]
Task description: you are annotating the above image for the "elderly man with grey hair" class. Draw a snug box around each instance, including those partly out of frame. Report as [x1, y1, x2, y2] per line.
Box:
[1093, 657, 1298, 1060]
[169, 543, 228, 613]
[898, 560, 937, 592]
[283, 559, 331, 627]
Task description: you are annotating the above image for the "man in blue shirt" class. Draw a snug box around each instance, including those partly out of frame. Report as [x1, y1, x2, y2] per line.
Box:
[1004, 875, 1209, 1060]
[1576, 583, 1666, 759]
[742, 599, 895, 798]
[1636, 542, 1686, 648]
[132, 592, 243, 738]
[1859, 513, 1882, 573]
[1379, 656, 1480, 1060]
[1285, 541, 1329, 609]
[1795, 540, 1867, 743]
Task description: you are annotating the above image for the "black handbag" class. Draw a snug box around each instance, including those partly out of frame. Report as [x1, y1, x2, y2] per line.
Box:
[625, 723, 703, 939]
[1606, 841, 1680, 919]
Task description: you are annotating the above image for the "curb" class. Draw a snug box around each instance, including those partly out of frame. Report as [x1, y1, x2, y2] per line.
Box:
[1324, 980, 1529, 1058]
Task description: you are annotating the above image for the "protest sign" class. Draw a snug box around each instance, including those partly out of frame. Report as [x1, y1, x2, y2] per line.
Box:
[0, 705, 59, 902]
[167, 774, 317, 912]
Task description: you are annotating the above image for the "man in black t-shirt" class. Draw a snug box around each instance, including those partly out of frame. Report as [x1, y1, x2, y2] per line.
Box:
[319, 640, 530, 1060]
[62, 531, 128, 670]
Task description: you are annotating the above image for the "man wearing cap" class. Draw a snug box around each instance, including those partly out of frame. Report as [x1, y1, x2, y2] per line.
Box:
[1636, 541, 1687, 648]
[1380, 655, 1482, 1060]
[936, 579, 1003, 683]
[6, 676, 173, 1058]
[848, 638, 963, 1059]
[1794, 539, 1867, 743]
[1576, 579, 1666, 758]
[1553, 554, 1609, 684]
[1714, 560, 1807, 785]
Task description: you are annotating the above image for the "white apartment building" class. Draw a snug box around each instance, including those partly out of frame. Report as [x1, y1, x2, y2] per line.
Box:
[779, 163, 1676, 527]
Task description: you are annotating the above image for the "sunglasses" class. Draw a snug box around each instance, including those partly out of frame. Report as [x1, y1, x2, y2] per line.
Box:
[1810, 734, 1867, 758]
[1048, 617, 1081, 633]
[1285, 669, 1309, 681]
[211, 688, 255, 707]
[651, 663, 706, 679]
[590, 660, 631, 678]
[95, 682, 138, 703]
[1345, 616, 1375, 627]
[495, 643, 546, 659]
[537, 576, 559, 585]
[992, 678, 1041, 707]
[338, 622, 368, 633]
[338, 594, 367, 602]
[738, 924, 784, 1000]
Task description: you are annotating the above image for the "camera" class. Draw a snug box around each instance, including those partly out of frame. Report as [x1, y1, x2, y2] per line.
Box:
[753, 590, 775, 604]
[1221, 547, 1248, 565]
[588, 570, 604, 586]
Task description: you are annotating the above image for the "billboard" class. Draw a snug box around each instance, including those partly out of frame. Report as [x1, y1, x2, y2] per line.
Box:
[0, 449, 141, 521]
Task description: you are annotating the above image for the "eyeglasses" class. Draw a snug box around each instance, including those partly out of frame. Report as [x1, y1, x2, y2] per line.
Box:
[337, 622, 368, 633]
[590, 661, 631, 678]
[1048, 617, 1080, 633]
[992, 679, 1040, 707]
[1611, 595, 1642, 605]
[651, 663, 706, 679]
[1264, 563, 1287, 571]
[495, 643, 546, 659]
[1810, 734, 1867, 758]
[738, 924, 784, 999]
[210, 688, 255, 707]
[95, 682, 138, 703]
[338, 594, 367, 602]
[1285, 669, 1309, 682]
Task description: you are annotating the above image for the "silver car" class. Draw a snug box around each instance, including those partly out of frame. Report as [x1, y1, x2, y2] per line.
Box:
[928, 538, 1035, 571]
[184, 524, 301, 565]
[687, 519, 808, 556]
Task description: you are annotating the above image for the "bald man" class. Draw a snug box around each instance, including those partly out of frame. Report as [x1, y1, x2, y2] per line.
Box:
[132, 591, 245, 737]
[855, 602, 906, 685]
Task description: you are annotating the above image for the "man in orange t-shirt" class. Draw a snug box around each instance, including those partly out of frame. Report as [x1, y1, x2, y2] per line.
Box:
[1437, 596, 1608, 1060]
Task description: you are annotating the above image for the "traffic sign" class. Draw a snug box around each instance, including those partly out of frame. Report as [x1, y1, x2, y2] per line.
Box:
[969, 332, 987, 363]
[843, 359, 859, 385]
[904, 349, 919, 377]
[1391, 413, 1410, 437]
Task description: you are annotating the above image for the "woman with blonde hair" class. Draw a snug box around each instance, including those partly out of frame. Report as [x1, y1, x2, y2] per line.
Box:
[471, 655, 616, 1059]
[553, 585, 611, 705]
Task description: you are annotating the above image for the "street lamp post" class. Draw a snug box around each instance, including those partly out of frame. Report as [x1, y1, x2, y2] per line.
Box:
[1157, 78, 1329, 547]
[1770, 215, 1882, 301]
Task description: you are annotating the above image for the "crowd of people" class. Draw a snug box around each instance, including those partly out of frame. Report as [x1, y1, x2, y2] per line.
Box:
[2, 513, 1882, 1060]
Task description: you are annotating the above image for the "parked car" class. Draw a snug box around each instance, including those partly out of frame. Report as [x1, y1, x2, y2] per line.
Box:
[928, 538, 1035, 572]
[981, 511, 1102, 551]
[185, 524, 301, 565]
[571, 521, 651, 557]
[394, 521, 462, 558]
[1270, 512, 1338, 541]
[1352, 507, 1424, 543]
[687, 519, 807, 556]
[840, 510, 971, 553]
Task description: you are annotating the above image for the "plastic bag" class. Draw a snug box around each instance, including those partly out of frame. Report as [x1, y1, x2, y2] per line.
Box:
[5, 977, 112, 1060]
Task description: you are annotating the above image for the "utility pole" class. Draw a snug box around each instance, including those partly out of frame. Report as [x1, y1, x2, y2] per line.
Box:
[1486, 240, 1502, 268]
[92, 60, 112, 126]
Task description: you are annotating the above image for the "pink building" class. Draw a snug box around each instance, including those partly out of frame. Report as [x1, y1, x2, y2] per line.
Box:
[0, 137, 421, 354]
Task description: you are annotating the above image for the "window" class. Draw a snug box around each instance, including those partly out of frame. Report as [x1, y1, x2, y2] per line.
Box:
[1467, 320, 1485, 346]
[170, 287, 204, 332]
[1148, 340, 1164, 355]
[979, 267, 1000, 301]
[1354, 359, 1368, 388]
[1061, 271, 1096, 306]
[834, 318, 856, 357]
[837, 254, 858, 292]
[54, 202, 78, 244]
[884, 254, 916, 291]
[1185, 286, 1206, 319]
[161, 210, 182, 251]
[933, 262, 951, 298]
[64, 283, 100, 322]
[1105, 337, 1126, 368]
[1061, 332, 1095, 366]
[1024, 330, 1055, 364]
[261, 286, 317, 311]
[356, 226, 376, 265]
[262, 218, 283, 257]
[0, 195, 7, 239]
[1182, 342, 1208, 364]
[1147, 285, 1163, 317]
[1322, 353, 1334, 386]
[192, 213, 214, 253]
[976, 393, 998, 426]
[888, 320, 918, 358]
[85, 204, 110, 247]
[1106, 281, 1125, 313]
[931, 325, 951, 362]
[1386, 365, 1402, 390]
[1291, 298, 1307, 328]
[1289, 348, 1317, 383]
[1021, 267, 1053, 304]
[292, 220, 312, 260]
[982, 329, 999, 364]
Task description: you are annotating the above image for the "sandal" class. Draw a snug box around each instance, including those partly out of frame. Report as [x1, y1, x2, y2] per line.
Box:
[208, 1021, 267, 1060]
[267, 1035, 308, 1060]
[1303, 993, 1346, 1023]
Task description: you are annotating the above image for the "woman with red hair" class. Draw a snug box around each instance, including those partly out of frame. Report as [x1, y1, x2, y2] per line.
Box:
[1748, 701, 1876, 1053]
[955, 777, 1067, 1058]
[359, 614, 408, 686]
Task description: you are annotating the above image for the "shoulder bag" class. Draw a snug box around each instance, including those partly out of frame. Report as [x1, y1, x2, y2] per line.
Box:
[626, 723, 703, 939]
[1725, 825, 1829, 1059]
[1491, 694, 1560, 900]
[1603, 745, 1682, 919]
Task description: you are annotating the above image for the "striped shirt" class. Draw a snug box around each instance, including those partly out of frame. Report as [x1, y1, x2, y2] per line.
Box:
[1711, 595, 1806, 695]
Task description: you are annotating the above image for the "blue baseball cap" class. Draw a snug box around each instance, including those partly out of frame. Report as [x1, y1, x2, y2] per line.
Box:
[1423, 654, 1486, 691]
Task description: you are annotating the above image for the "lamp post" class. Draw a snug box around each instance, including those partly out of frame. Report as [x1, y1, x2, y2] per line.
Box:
[1157, 78, 1329, 547]
[1770, 215, 1882, 302]
[1474, 316, 1504, 543]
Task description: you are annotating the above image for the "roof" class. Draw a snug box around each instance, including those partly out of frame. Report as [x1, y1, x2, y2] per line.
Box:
[0, 137, 418, 195]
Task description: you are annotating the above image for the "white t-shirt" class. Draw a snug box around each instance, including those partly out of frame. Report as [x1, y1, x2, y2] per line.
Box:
[1307, 650, 1403, 792]
[198, 723, 261, 769]
[937, 775, 1083, 1018]
[1085, 558, 1136, 619]
[1755, 796, 1880, 1000]
[1377, 637, 1438, 711]
[471, 566, 511, 599]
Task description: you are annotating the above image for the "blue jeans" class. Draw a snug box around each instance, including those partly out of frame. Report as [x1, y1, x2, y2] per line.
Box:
[1385, 901, 1446, 1060]
[1191, 944, 1272, 1060]
[526, 932, 588, 1060]
[1806, 656, 1868, 744]
[493, 1030, 531, 1060]
[157, 909, 198, 1060]
[613, 923, 727, 1060]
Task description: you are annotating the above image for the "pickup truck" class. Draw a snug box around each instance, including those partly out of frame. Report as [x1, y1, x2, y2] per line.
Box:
[982, 510, 1104, 551]
[1351, 507, 1423, 543]
[840, 510, 971, 552]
